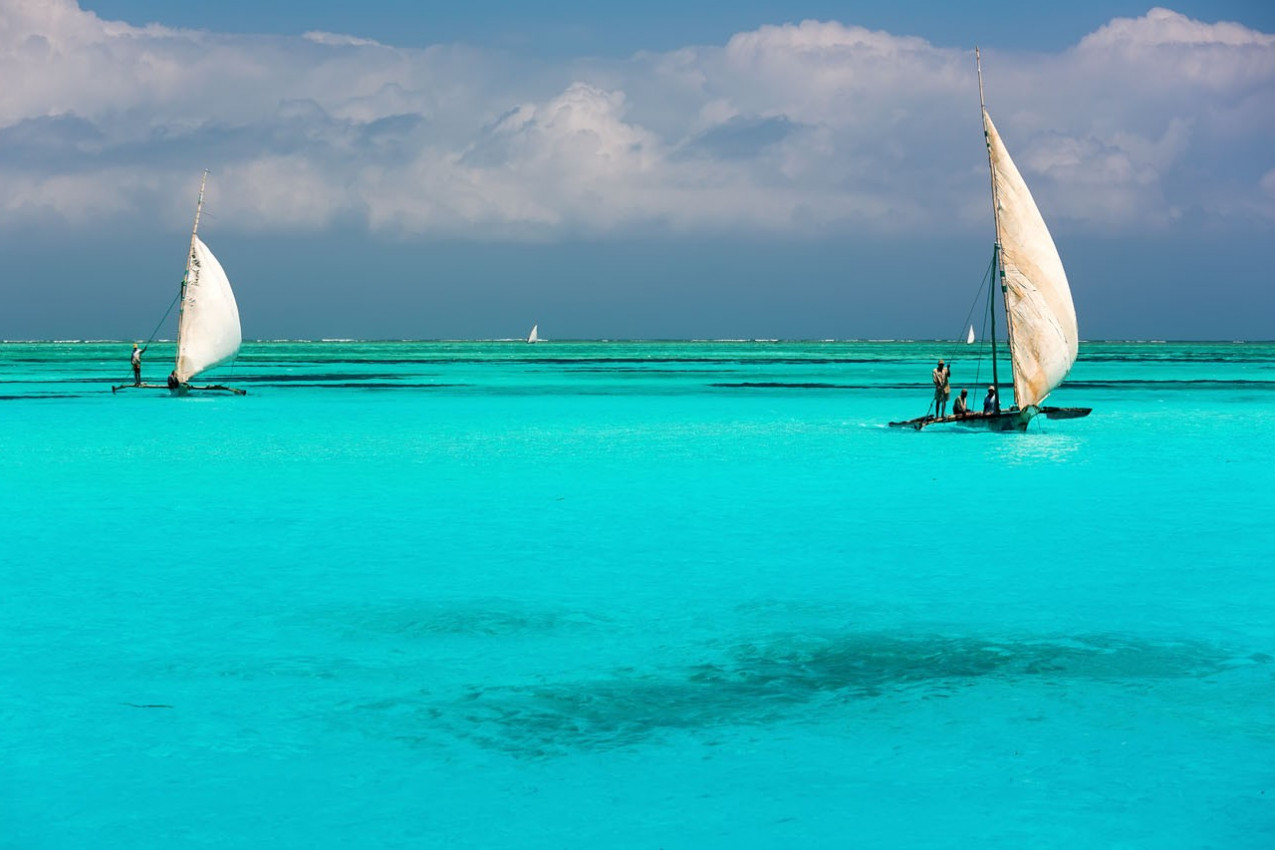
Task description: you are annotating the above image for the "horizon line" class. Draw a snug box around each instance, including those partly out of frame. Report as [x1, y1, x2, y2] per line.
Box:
[3, 338, 1270, 345]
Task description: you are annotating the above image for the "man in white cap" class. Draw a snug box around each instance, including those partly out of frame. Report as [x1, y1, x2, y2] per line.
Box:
[130, 343, 147, 386]
[983, 385, 998, 414]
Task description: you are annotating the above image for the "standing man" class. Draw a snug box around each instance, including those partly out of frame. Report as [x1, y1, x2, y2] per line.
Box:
[932, 359, 947, 418]
[941, 364, 951, 415]
[130, 343, 147, 386]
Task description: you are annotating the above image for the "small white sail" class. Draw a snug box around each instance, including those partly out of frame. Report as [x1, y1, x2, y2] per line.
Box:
[984, 109, 1078, 408]
[966, 324, 976, 344]
[527, 324, 539, 343]
[175, 236, 241, 382]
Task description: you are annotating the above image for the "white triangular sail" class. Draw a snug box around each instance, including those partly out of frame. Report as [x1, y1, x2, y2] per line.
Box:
[966, 324, 976, 344]
[984, 109, 1078, 408]
[527, 324, 539, 343]
[175, 236, 241, 382]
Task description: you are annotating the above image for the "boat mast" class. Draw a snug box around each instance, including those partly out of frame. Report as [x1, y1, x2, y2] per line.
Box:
[175, 169, 209, 371]
[977, 49, 1006, 409]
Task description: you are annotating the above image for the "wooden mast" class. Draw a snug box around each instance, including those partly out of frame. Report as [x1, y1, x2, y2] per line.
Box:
[174, 169, 209, 377]
[976, 49, 1005, 411]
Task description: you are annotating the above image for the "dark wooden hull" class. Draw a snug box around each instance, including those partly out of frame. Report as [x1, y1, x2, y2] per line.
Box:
[889, 405, 1090, 432]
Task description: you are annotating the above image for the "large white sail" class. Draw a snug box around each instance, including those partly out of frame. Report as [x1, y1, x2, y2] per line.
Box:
[175, 236, 241, 382]
[984, 109, 1078, 408]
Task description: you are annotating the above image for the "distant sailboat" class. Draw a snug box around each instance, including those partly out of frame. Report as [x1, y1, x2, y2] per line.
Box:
[891, 50, 1089, 431]
[114, 171, 244, 395]
[526, 324, 540, 344]
[966, 324, 976, 344]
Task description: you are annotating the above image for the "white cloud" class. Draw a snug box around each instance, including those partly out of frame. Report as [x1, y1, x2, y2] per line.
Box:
[1018, 118, 1196, 225]
[0, 1, 1272, 238]
[303, 31, 383, 48]
[1079, 7, 1275, 50]
[219, 155, 352, 230]
[1262, 169, 1275, 199]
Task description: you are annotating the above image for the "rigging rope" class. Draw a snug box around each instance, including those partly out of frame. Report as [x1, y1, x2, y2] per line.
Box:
[967, 253, 997, 392]
[121, 281, 182, 384]
[922, 253, 995, 419]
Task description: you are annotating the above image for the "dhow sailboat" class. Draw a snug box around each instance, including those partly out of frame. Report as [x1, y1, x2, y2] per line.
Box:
[891, 50, 1089, 432]
[114, 171, 244, 396]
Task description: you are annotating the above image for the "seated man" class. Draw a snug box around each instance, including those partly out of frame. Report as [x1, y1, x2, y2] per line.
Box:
[983, 385, 999, 413]
[952, 388, 970, 416]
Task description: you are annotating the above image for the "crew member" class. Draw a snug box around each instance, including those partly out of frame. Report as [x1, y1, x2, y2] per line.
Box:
[130, 343, 147, 386]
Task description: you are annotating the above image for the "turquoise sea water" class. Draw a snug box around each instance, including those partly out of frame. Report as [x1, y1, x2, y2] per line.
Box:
[2, 340, 1273, 847]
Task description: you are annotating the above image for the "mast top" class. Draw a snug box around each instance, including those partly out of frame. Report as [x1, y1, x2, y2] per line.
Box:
[976, 46, 986, 114]
[191, 169, 209, 240]
[177, 169, 211, 369]
[976, 46, 1007, 405]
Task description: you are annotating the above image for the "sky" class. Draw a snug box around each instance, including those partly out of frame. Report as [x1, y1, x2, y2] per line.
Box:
[2, 0, 1273, 340]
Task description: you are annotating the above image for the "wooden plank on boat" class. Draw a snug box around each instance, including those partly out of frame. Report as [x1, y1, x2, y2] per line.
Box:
[111, 383, 172, 393]
[112, 382, 244, 395]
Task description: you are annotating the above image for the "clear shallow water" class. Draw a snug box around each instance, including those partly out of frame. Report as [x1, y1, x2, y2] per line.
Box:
[2, 340, 1273, 847]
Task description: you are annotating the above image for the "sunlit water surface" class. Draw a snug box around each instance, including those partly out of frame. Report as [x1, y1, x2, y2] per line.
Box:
[2, 340, 1273, 847]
